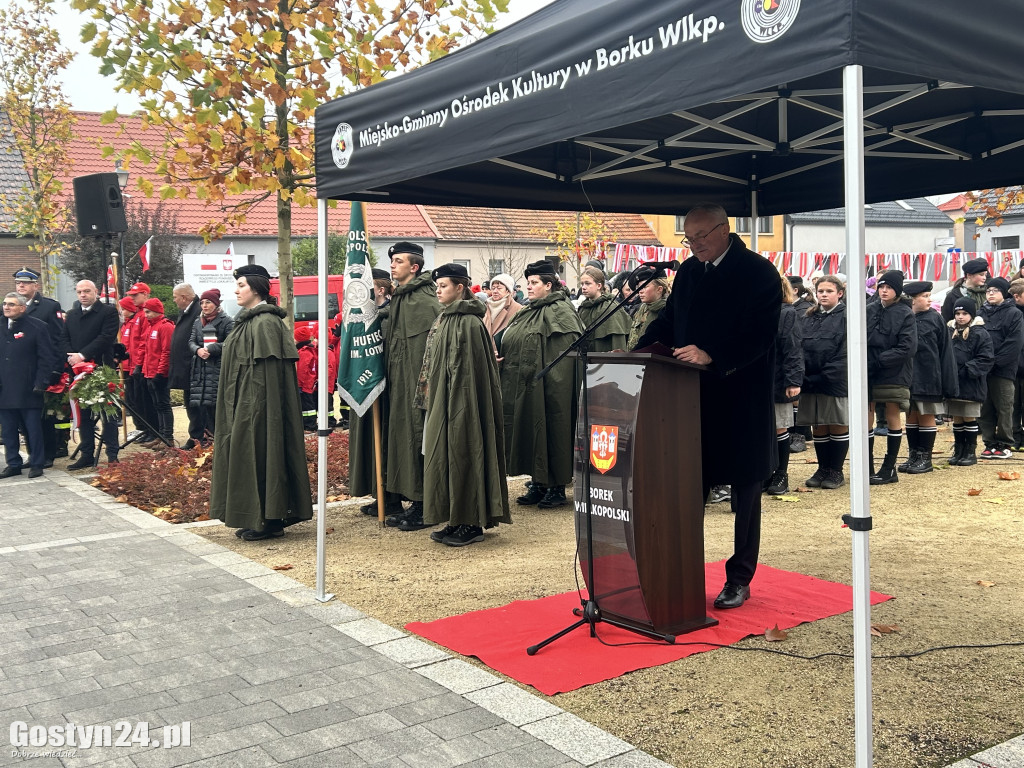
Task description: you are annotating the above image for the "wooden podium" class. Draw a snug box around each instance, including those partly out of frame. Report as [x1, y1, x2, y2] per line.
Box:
[574, 350, 718, 636]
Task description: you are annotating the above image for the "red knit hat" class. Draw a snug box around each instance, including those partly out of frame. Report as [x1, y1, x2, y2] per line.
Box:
[293, 325, 314, 344]
[143, 297, 164, 313]
[119, 297, 137, 313]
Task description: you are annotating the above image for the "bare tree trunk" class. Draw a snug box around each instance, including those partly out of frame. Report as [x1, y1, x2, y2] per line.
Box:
[277, 190, 294, 329]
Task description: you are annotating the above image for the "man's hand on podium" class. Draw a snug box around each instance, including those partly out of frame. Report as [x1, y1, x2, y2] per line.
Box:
[673, 344, 711, 366]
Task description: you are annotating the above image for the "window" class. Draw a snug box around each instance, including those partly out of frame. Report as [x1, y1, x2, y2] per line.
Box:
[488, 259, 505, 277]
[733, 216, 774, 235]
[674, 215, 686, 234]
[454, 259, 472, 277]
[993, 236, 1020, 250]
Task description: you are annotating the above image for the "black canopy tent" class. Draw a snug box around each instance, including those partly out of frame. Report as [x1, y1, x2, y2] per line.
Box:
[314, 0, 1024, 215]
[312, 3, 1024, 765]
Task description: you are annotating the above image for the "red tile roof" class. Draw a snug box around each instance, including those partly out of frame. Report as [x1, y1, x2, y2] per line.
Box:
[937, 194, 968, 213]
[422, 206, 659, 244]
[55, 111, 435, 239]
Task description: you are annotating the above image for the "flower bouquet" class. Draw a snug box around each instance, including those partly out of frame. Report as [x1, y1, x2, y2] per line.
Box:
[69, 363, 124, 423]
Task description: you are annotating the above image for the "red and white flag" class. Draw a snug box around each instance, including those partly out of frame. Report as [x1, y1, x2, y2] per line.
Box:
[226, 242, 235, 257]
[105, 265, 119, 299]
[137, 237, 152, 272]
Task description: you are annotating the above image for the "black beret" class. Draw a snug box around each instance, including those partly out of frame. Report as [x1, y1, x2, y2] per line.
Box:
[1019, 257, 1024, 269]
[962, 257, 988, 275]
[584, 259, 605, 271]
[903, 280, 933, 296]
[233, 264, 271, 280]
[952, 296, 977, 317]
[388, 241, 423, 258]
[787, 275, 804, 286]
[985, 276, 1011, 299]
[13, 267, 40, 281]
[876, 270, 904, 295]
[524, 260, 557, 278]
[371, 268, 391, 281]
[431, 263, 469, 282]
[628, 264, 667, 290]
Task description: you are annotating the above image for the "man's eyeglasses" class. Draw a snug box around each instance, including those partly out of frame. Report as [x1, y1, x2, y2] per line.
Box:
[681, 222, 725, 247]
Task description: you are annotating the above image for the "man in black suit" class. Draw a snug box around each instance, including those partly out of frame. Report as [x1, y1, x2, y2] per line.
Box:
[170, 283, 201, 447]
[638, 203, 781, 609]
[0, 293, 58, 478]
[62, 280, 121, 469]
[14, 267, 69, 464]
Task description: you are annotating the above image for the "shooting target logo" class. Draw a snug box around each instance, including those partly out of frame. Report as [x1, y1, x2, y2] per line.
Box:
[332, 123, 354, 169]
[741, 0, 800, 44]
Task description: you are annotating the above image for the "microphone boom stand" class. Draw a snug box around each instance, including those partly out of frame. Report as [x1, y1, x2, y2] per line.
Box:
[527, 267, 677, 655]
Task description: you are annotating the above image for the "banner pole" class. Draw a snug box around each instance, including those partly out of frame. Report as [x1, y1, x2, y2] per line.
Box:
[315, 196, 333, 604]
[373, 400, 384, 526]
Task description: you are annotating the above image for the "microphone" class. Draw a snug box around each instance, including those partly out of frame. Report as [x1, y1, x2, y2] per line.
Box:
[635, 260, 680, 271]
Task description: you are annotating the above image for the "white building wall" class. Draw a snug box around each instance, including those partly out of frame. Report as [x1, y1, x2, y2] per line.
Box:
[972, 220, 1024, 252]
[790, 223, 952, 254]
[433, 241, 550, 289]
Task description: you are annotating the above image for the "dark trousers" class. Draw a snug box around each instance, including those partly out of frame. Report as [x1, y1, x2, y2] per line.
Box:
[131, 370, 158, 436]
[147, 376, 174, 441]
[181, 386, 204, 441]
[300, 391, 317, 430]
[78, 408, 119, 461]
[1012, 376, 1024, 447]
[980, 375, 1015, 447]
[1, 408, 44, 469]
[704, 475, 762, 587]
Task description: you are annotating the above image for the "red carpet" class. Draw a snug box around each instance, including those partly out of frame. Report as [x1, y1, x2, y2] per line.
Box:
[406, 561, 892, 695]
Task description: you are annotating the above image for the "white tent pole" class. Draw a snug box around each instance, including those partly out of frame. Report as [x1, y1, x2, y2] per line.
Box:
[843, 63, 873, 768]
[315, 197, 333, 603]
[750, 186, 759, 253]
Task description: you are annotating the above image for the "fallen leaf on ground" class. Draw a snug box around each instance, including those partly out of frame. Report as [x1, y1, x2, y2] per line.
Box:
[870, 624, 900, 636]
[983, 498, 1005, 504]
[115, 494, 128, 503]
[996, 471, 1020, 480]
[967, 488, 982, 496]
[193, 513, 210, 522]
[793, 487, 814, 493]
[771, 495, 801, 502]
[326, 527, 335, 534]
[765, 625, 788, 642]
[90, 478, 103, 487]
[977, 580, 996, 588]
[272, 564, 294, 571]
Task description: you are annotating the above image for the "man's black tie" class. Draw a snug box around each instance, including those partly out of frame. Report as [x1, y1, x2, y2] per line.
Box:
[705, 261, 714, 273]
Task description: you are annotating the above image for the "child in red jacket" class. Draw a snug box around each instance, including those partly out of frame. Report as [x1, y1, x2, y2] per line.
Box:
[142, 298, 175, 444]
[295, 325, 318, 432]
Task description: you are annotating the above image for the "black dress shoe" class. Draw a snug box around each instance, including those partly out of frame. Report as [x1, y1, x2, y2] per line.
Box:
[28, 468, 44, 478]
[0, 466, 23, 479]
[66, 457, 95, 471]
[714, 582, 750, 609]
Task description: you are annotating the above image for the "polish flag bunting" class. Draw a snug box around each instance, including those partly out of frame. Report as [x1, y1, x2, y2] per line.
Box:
[137, 237, 152, 272]
[226, 242, 236, 257]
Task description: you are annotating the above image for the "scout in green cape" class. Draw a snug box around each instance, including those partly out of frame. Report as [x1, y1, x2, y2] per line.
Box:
[416, 263, 511, 546]
[499, 259, 583, 509]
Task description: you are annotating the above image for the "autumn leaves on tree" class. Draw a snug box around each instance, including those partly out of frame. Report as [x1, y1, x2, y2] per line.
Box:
[70, 0, 507, 321]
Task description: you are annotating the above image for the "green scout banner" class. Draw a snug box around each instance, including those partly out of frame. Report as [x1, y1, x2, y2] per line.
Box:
[337, 201, 385, 417]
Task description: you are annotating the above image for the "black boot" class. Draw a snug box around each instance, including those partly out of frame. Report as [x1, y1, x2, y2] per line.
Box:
[869, 455, 899, 485]
[765, 470, 789, 495]
[67, 456, 95, 471]
[897, 449, 918, 473]
[397, 500, 430, 531]
[959, 431, 978, 466]
[949, 430, 965, 465]
[516, 482, 546, 506]
[362, 498, 404, 516]
[907, 451, 933, 474]
[538, 485, 567, 508]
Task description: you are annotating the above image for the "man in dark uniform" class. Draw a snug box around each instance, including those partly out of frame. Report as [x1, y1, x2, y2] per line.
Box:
[62, 280, 121, 469]
[0, 293, 58, 478]
[638, 203, 782, 610]
[14, 267, 68, 464]
[383, 241, 440, 531]
[170, 283, 201, 447]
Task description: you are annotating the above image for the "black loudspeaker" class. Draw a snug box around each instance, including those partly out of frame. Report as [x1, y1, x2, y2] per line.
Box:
[73, 173, 128, 237]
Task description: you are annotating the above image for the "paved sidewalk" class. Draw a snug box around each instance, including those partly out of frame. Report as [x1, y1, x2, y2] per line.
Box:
[0, 471, 668, 768]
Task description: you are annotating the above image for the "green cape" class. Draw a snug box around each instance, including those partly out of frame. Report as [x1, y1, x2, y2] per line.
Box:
[210, 304, 313, 530]
[384, 273, 440, 500]
[577, 293, 630, 352]
[628, 297, 667, 350]
[423, 299, 511, 527]
[499, 290, 583, 486]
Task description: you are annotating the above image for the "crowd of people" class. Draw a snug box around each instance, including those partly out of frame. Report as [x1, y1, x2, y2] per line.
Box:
[6, 210, 1023, 606]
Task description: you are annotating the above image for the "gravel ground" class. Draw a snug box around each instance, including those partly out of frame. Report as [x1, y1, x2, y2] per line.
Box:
[173, 421, 1024, 768]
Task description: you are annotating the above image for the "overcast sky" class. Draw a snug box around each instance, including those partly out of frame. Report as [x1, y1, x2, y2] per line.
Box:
[53, 0, 555, 113]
